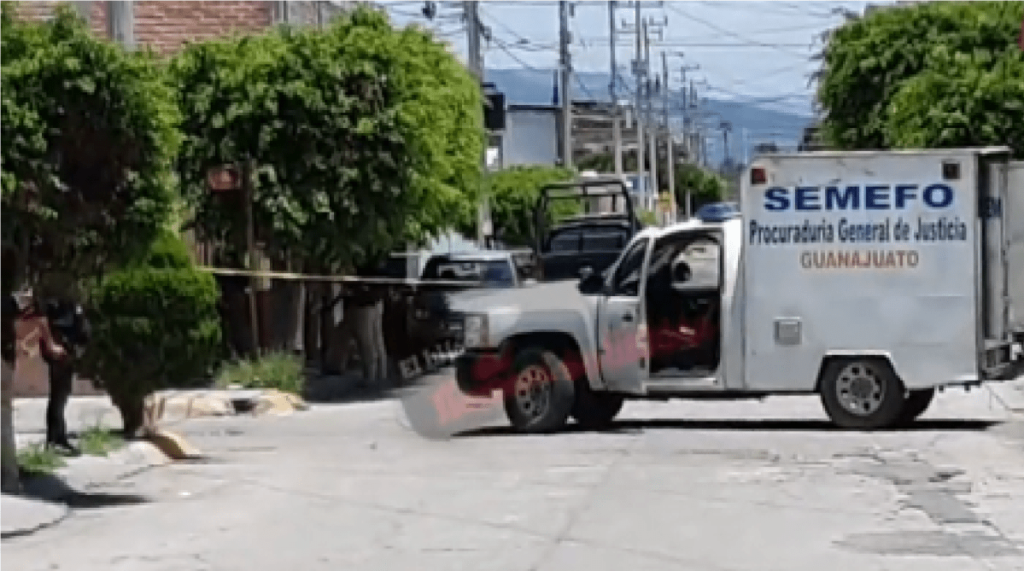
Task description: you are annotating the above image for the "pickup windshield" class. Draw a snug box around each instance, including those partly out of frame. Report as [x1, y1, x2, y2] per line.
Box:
[421, 258, 516, 288]
[546, 225, 631, 253]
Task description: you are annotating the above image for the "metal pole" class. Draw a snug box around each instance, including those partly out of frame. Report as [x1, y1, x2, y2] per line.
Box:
[106, 1, 134, 49]
[634, 1, 645, 196]
[662, 53, 675, 224]
[644, 20, 657, 211]
[465, 1, 490, 246]
[559, 1, 573, 170]
[609, 1, 623, 175]
[243, 160, 261, 356]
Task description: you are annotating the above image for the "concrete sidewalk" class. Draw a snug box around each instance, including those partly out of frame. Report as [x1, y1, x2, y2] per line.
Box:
[2, 440, 172, 538]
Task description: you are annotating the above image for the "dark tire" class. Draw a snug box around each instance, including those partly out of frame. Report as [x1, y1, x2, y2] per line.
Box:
[895, 388, 935, 426]
[819, 358, 906, 430]
[571, 379, 625, 430]
[503, 347, 575, 434]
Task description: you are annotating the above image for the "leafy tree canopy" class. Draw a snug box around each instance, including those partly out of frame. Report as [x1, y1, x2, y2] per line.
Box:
[470, 166, 576, 246]
[816, 1, 1024, 154]
[172, 6, 484, 272]
[1, 5, 179, 294]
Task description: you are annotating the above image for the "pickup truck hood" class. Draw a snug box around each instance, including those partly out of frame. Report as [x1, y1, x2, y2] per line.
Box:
[448, 280, 584, 315]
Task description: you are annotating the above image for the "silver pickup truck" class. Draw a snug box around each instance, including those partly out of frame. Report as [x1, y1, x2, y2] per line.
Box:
[452, 148, 1024, 434]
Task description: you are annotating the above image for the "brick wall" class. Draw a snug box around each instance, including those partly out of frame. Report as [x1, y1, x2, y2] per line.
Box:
[10, 1, 359, 52]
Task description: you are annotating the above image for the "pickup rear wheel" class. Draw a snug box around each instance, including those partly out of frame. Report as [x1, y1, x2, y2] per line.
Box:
[819, 358, 906, 430]
[503, 348, 575, 433]
[571, 379, 624, 430]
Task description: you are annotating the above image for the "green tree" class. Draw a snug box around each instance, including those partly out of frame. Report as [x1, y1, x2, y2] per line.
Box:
[886, 50, 1024, 157]
[815, 1, 1024, 152]
[172, 7, 484, 273]
[471, 166, 576, 246]
[1, 5, 179, 295]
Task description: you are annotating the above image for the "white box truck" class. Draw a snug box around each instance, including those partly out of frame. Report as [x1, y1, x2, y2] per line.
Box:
[451, 148, 1024, 431]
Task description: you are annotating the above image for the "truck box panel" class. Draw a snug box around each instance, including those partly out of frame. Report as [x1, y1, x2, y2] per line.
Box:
[741, 151, 983, 391]
[1008, 162, 1024, 334]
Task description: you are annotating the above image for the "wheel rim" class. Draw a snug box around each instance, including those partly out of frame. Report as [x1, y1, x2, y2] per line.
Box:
[835, 362, 885, 417]
[514, 364, 551, 420]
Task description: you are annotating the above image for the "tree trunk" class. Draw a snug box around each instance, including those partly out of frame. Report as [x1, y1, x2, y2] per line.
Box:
[1, 360, 21, 494]
[112, 392, 147, 439]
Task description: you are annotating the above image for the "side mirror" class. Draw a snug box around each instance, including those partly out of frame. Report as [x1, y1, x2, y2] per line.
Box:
[578, 273, 605, 295]
[672, 261, 692, 284]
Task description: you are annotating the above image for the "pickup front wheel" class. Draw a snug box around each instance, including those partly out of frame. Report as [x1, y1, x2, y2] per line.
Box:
[503, 348, 576, 433]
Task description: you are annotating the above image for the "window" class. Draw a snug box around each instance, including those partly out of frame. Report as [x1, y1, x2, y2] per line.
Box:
[610, 238, 649, 297]
[548, 229, 583, 253]
[421, 258, 516, 288]
[647, 232, 721, 291]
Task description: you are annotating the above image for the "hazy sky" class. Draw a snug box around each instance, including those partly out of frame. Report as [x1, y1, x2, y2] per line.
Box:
[383, 1, 876, 112]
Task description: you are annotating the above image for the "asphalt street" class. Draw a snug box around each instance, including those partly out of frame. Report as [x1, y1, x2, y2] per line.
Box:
[4, 373, 1023, 571]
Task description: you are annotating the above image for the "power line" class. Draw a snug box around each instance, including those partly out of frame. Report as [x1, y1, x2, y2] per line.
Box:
[488, 37, 548, 71]
[664, 4, 814, 56]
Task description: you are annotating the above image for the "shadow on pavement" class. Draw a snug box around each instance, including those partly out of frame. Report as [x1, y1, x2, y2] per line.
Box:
[18, 472, 150, 509]
[301, 369, 402, 405]
[453, 418, 1001, 438]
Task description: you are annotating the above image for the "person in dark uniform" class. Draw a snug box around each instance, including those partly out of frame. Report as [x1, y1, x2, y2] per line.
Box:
[42, 298, 89, 454]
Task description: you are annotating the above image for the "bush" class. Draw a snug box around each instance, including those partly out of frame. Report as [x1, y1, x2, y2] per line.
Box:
[17, 443, 65, 475]
[81, 264, 222, 436]
[215, 351, 305, 395]
[133, 229, 193, 270]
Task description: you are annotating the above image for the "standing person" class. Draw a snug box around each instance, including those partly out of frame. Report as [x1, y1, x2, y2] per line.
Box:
[43, 299, 89, 454]
[349, 260, 389, 387]
[2, 293, 22, 493]
[10, 291, 69, 450]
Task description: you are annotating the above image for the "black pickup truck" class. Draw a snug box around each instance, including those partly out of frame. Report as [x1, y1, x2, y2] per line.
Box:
[406, 251, 530, 361]
[533, 177, 643, 282]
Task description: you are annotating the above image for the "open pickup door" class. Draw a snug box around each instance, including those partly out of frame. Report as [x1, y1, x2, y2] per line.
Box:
[534, 177, 642, 282]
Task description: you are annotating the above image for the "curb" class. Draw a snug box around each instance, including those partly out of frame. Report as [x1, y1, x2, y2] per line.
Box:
[147, 389, 308, 423]
[0, 495, 69, 539]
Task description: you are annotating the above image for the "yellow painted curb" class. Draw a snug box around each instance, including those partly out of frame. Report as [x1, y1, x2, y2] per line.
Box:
[146, 428, 202, 460]
[251, 390, 308, 417]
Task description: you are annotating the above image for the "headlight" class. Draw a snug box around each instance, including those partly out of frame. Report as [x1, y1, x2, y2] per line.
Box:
[463, 314, 488, 348]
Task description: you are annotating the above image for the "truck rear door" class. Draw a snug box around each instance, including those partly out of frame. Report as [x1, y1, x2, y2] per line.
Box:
[1006, 162, 1024, 338]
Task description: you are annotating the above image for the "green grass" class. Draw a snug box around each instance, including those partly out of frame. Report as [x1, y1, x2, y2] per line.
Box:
[79, 425, 125, 457]
[17, 443, 66, 475]
[215, 351, 306, 394]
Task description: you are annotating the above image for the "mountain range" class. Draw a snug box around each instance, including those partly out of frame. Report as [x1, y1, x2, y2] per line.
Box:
[484, 68, 817, 168]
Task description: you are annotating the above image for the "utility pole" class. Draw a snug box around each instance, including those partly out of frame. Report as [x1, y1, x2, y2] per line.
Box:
[643, 19, 657, 212]
[676, 62, 699, 218]
[633, 1, 645, 198]
[107, 1, 135, 49]
[661, 52, 675, 224]
[464, 1, 490, 246]
[559, 1, 573, 170]
[608, 1, 622, 175]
